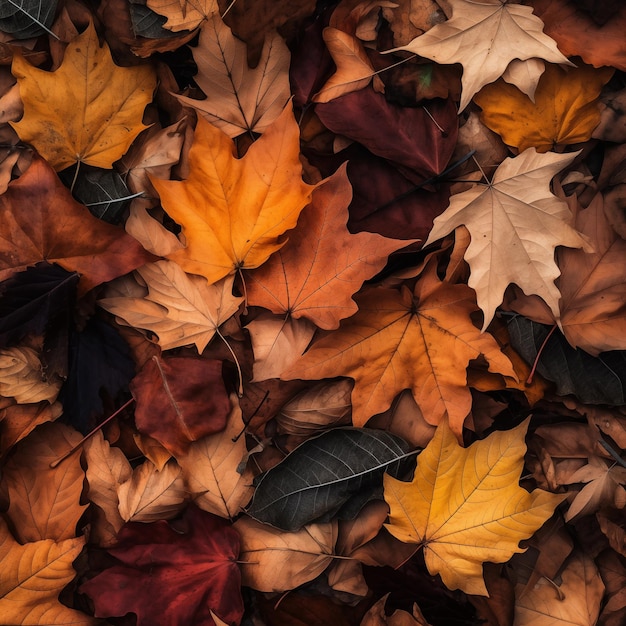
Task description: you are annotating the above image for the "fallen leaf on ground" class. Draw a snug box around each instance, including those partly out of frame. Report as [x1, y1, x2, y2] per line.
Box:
[0, 345, 60, 404]
[384, 418, 565, 596]
[147, 0, 218, 31]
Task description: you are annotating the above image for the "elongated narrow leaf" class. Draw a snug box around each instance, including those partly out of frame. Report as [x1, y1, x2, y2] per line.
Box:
[247, 428, 414, 531]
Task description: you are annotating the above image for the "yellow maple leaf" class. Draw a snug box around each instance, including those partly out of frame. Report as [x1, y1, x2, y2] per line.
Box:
[10, 22, 156, 170]
[383, 419, 565, 596]
[474, 63, 614, 152]
[150, 105, 315, 284]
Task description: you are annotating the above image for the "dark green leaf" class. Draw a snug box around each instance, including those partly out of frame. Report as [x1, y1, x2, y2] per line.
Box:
[247, 428, 415, 531]
[0, 0, 58, 39]
[129, 4, 182, 39]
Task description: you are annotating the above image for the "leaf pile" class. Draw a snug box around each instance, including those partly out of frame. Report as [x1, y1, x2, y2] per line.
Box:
[1, 1, 626, 625]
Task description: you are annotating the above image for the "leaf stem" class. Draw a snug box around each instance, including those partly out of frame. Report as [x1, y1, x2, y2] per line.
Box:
[70, 160, 81, 194]
[216, 327, 244, 397]
[526, 324, 557, 384]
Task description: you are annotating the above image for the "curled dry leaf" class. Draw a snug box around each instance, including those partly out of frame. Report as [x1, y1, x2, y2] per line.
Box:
[0, 400, 63, 455]
[10, 22, 156, 170]
[175, 12, 291, 137]
[0, 345, 60, 404]
[234, 515, 337, 592]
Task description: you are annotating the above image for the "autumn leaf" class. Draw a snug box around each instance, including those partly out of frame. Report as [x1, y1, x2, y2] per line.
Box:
[175, 12, 291, 137]
[246, 165, 414, 329]
[146, 0, 218, 32]
[424, 148, 590, 329]
[234, 515, 336, 592]
[0, 518, 97, 626]
[383, 419, 565, 596]
[10, 22, 156, 170]
[388, 0, 572, 111]
[283, 263, 516, 435]
[1, 422, 87, 543]
[0, 156, 155, 295]
[474, 63, 614, 153]
[81, 505, 243, 626]
[0, 400, 63, 456]
[130, 355, 231, 456]
[149, 105, 315, 285]
[99, 260, 243, 352]
[0, 345, 61, 404]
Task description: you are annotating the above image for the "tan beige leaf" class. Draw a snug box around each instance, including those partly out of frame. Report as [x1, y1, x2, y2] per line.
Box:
[175, 12, 291, 137]
[0, 518, 97, 625]
[99, 260, 243, 352]
[515, 551, 604, 626]
[125, 199, 185, 257]
[117, 459, 186, 522]
[501, 58, 545, 101]
[0, 346, 61, 404]
[247, 313, 316, 381]
[177, 397, 254, 519]
[133, 433, 172, 471]
[2, 422, 87, 542]
[234, 516, 336, 592]
[146, 0, 218, 31]
[84, 431, 132, 543]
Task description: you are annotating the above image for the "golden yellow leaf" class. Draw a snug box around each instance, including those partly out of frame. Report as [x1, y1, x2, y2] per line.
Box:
[10, 22, 156, 170]
[0, 346, 61, 404]
[389, 0, 572, 111]
[383, 419, 565, 596]
[424, 149, 590, 330]
[283, 263, 516, 436]
[150, 105, 315, 285]
[474, 63, 614, 152]
[0, 518, 97, 625]
[98, 260, 243, 352]
[175, 12, 291, 137]
[234, 516, 336, 592]
[147, 0, 218, 32]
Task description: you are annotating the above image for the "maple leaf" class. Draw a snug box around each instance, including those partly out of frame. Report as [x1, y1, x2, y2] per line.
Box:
[389, 0, 572, 111]
[175, 12, 291, 137]
[424, 148, 590, 330]
[99, 260, 242, 352]
[0, 156, 155, 295]
[10, 22, 156, 170]
[149, 105, 315, 285]
[234, 516, 336, 592]
[176, 395, 255, 519]
[81, 505, 244, 626]
[383, 419, 565, 596]
[130, 355, 231, 456]
[283, 263, 516, 435]
[146, 0, 218, 31]
[246, 165, 414, 329]
[0, 518, 97, 625]
[474, 63, 614, 152]
[1, 422, 87, 543]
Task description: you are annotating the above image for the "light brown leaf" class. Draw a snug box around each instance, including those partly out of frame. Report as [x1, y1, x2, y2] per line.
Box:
[1, 423, 87, 542]
[99, 260, 243, 353]
[117, 459, 187, 523]
[175, 12, 291, 137]
[0, 346, 61, 404]
[125, 198, 185, 258]
[234, 515, 337, 592]
[0, 400, 63, 456]
[147, 0, 218, 31]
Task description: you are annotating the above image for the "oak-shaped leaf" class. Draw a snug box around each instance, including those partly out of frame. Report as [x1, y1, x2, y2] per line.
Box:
[0, 518, 97, 625]
[0, 262, 78, 350]
[475, 63, 613, 153]
[424, 149, 590, 330]
[81, 505, 243, 626]
[389, 0, 572, 111]
[283, 265, 516, 435]
[246, 165, 414, 329]
[1, 422, 87, 542]
[384, 419, 565, 596]
[234, 516, 336, 593]
[247, 428, 413, 531]
[130, 355, 230, 456]
[0, 156, 155, 295]
[150, 105, 315, 285]
[175, 12, 291, 137]
[99, 260, 243, 353]
[11, 22, 156, 170]
[176, 396, 254, 519]
[0, 0, 58, 39]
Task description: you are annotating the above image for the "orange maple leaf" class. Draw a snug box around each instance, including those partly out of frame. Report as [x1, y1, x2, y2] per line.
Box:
[283, 262, 516, 435]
